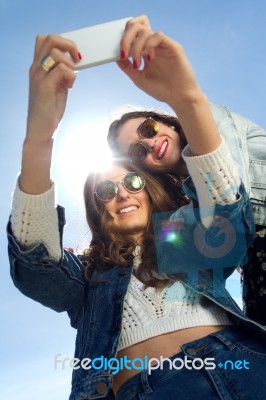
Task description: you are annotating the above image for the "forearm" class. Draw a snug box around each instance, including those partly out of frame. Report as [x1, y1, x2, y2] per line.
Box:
[20, 137, 54, 194]
[171, 91, 222, 156]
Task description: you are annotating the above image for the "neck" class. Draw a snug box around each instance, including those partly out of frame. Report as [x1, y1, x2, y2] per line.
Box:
[127, 231, 145, 245]
[131, 235, 144, 245]
[170, 158, 189, 177]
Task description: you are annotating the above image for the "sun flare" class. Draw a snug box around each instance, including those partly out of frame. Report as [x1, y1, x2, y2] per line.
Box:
[55, 119, 113, 194]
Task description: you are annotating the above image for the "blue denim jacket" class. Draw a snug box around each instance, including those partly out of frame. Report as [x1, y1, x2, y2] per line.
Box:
[8, 179, 266, 400]
[211, 103, 266, 226]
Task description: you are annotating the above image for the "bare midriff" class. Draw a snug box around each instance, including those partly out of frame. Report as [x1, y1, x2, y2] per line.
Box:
[112, 325, 227, 395]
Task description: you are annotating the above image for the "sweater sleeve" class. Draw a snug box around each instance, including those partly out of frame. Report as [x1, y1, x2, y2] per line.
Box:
[182, 136, 241, 227]
[10, 181, 62, 261]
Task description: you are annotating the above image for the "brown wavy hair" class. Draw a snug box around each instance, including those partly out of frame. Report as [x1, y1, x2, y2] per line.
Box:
[83, 160, 182, 287]
[107, 110, 189, 208]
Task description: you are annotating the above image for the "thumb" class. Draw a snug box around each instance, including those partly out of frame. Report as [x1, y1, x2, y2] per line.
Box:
[116, 59, 141, 82]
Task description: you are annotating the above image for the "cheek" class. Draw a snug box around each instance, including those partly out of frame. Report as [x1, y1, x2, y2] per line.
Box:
[101, 204, 116, 222]
[142, 155, 156, 170]
[117, 131, 138, 156]
[173, 133, 183, 151]
[142, 193, 152, 211]
[102, 199, 115, 213]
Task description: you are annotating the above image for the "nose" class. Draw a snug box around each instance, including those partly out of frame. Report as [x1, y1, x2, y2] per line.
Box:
[141, 137, 157, 152]
[116, 182, 130, 201]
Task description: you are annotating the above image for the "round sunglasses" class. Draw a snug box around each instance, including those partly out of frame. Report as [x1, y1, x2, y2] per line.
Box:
[94, 172, 145, 202]
[128, 118, 159, 164]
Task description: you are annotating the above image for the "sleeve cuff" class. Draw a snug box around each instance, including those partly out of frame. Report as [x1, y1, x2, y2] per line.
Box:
[12, 179, 56, 211]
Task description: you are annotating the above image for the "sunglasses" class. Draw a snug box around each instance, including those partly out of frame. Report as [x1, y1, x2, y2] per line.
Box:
[94, 172, 145, 202]
[128, 118, 159, 164]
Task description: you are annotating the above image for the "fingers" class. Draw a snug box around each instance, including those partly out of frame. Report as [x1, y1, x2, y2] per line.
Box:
[41, 62, 77, 90]
[116, 59, 136, 77]
[30, 34, 80, 90]
[125, 15, 151, 30]
[31, 34, 81, 77]
[120, 15, 175, 69]
[34, 47, 77, 81]
[34, 34, 81, 65]
[120, 15, 153, 67]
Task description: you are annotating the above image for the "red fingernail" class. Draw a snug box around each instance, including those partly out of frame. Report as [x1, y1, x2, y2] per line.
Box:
[120, 50, 126, 59]
[133, 60, 138, 69]
[78, 52, 82, 60]
[147, 54, 151, 61]
[66, 81, 74, 89]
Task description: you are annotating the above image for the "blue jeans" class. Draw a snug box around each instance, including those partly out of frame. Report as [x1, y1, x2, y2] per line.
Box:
[116, 326, 266, 400]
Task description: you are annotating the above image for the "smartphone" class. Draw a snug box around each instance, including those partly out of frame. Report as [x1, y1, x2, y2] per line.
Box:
[60, 17, 132, 70]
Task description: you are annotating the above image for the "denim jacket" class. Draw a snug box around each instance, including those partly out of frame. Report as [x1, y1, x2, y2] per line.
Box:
[211, 103, 266, 226]
[8, 178, 266, 400]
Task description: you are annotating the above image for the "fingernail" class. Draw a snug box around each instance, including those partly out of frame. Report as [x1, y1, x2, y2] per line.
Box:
[66, 81, 74, 89]
[133, 60, 138, 69]
[120, 50, 126, 59]
[78, 52, 82, 60]
[147, 54, 151, 61]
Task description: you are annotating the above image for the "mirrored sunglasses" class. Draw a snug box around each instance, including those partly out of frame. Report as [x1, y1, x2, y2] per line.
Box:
[94, 172, 145, 202]
[128, 118, 159, 164]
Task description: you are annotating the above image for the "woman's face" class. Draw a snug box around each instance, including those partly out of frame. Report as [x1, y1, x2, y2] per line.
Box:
[95, 166, 151, 241]
[116, 118, 184, 173]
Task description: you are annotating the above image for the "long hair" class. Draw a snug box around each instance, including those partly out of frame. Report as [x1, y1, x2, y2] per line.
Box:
[107, 110, 189, 208]
[83, 160, 180, 287]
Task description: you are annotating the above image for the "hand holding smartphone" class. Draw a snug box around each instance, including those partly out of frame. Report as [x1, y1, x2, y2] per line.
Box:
[60, 17, 132, 70]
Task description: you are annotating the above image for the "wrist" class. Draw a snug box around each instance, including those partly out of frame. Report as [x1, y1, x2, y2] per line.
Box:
[23, 136, 54, 154]
[170, 92, 222, 156]
[170, 90, 208, 117]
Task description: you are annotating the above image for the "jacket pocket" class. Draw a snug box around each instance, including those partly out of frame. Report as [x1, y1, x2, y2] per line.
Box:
[249, 159, 266, 193]
[249, 159, 266, 226]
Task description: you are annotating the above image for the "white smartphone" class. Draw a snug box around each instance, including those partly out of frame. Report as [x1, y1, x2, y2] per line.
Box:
[60, 17, 132, 69]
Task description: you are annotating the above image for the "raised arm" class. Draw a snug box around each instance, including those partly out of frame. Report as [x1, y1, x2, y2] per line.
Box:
[21, 34, 80, 194]
[10, 35, 81, 260]
[117, 15, 221, 156]
[8, 36, 85, 316]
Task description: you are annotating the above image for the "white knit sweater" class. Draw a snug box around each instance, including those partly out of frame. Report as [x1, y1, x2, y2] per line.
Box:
[117, 249, 232, 351]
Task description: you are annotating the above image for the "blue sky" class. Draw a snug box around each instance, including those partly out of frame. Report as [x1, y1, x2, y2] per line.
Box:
[1, 0, 266, 398]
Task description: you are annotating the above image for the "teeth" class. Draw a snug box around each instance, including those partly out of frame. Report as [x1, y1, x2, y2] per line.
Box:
[118, 206, 138, 214]
[158, 141, 167, 159]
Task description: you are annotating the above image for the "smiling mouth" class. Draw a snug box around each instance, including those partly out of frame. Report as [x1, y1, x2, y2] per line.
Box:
[117, 206, 139, 215]
[156, 140, 168, 159]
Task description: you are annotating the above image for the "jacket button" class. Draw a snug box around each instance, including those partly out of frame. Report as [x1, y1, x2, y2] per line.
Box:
[96, 382, 107, 394]
[187, 348, 196, 355]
